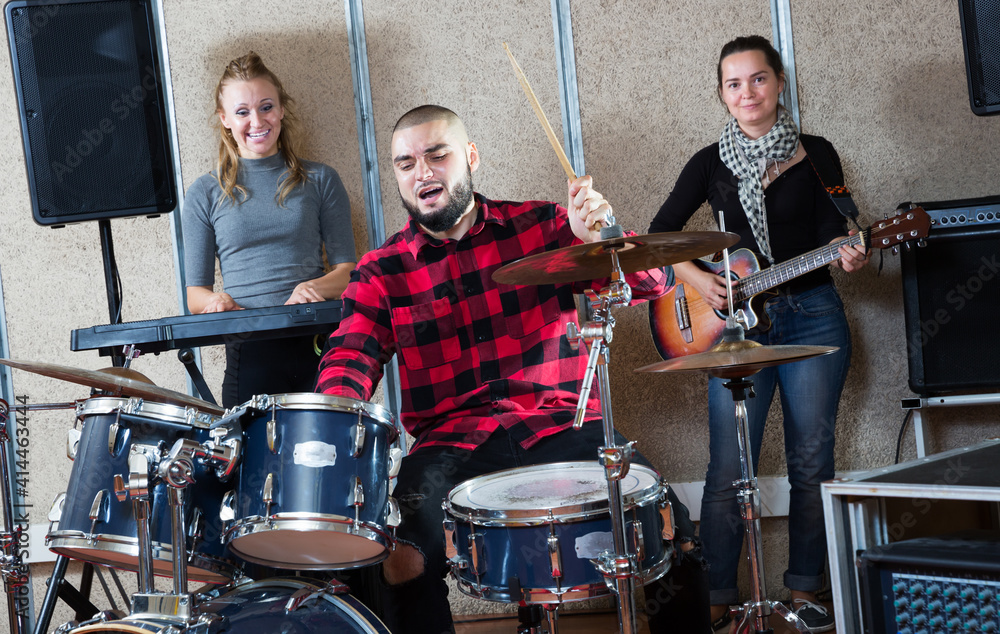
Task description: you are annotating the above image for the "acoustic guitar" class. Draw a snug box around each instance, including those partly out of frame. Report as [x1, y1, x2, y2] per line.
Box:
[648, 206, 931, 360]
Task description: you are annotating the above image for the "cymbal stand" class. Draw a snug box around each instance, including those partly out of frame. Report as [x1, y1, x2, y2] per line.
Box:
[712, 211, 809, 633]
[719, 374, 809, 634]
[567, 247, 639, 634]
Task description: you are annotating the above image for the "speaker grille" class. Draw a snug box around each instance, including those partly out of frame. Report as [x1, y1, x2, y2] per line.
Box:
[902, 198, 1000, 394]
[6, 0, 175, 225]
[960, 0, 1000, 115]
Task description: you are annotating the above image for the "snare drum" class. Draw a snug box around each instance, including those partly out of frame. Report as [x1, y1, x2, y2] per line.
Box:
[47, 397, 236, 584]
[66, 578, 389, 634]
[222, 394, 398, 569]
[443, 461, 673, 604]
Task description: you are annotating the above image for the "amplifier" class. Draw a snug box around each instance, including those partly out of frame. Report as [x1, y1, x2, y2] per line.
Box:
[918, 197, 1000, 230]
[858, 532, 1000, 633]
[900, 195, 1000, 395]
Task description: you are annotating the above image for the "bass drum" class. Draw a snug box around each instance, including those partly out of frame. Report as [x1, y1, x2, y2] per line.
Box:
[68, 579, 389, 634]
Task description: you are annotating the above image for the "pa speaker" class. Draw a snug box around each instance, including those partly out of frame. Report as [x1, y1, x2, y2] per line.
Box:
[5, 0, 176, 226]
[901, 196, 1000, 395]
[959, 0, 1000, 116]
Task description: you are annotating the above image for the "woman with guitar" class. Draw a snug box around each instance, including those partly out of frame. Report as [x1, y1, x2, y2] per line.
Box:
[648, 35, 869, 633]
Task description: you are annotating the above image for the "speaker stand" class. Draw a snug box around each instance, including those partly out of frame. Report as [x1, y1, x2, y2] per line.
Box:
[98, 220, 126, 368]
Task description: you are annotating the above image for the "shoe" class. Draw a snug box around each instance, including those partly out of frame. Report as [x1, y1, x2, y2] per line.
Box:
[711, 611, 732, 634]
[792, 598, 835, 632]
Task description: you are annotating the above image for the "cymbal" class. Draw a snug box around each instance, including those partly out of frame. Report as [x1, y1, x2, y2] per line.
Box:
[634, 340, 839, 379]
[492, 231, 739, 285]
[0, 358, 225, 415]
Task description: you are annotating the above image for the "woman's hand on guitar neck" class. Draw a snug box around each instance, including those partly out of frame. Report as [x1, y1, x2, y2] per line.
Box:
[830, 229, 870, 273]
[674, 261, 737, 311]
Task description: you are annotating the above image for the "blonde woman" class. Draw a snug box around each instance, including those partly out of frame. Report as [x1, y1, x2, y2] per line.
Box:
[183, 52, 355, 407]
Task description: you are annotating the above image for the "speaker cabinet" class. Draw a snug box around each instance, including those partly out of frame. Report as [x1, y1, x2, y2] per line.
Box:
[5, 0, 175, 226]
[901, 196, 1000, 395]
[959, 0, 1000, 116]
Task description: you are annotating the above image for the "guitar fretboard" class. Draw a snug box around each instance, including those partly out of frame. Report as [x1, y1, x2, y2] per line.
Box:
[733, 232, 866, 302]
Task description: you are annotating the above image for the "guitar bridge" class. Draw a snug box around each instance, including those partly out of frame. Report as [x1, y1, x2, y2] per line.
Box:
[674, 285, 694, 343]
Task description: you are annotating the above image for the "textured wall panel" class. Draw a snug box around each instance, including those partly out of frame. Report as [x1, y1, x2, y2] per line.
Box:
[0, 0, 997, 625]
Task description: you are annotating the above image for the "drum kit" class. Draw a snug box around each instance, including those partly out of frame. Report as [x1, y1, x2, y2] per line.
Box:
[0, 359, 398, 634]
[0, 223, 834, 634]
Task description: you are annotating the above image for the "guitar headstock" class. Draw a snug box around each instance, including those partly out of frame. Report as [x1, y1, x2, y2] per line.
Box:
[868, 206, 931, 250]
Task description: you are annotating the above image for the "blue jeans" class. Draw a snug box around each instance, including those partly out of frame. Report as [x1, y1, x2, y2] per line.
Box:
[700, 283, 851, 605]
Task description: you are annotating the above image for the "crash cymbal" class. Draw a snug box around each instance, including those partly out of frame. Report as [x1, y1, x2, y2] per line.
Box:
[492, 231, 739, 285]
[635, 340, 839, 379]
[0, 358, 225, 415]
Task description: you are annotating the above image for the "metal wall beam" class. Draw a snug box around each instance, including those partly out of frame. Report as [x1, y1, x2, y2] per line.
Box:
[771, 0, 801, 130]
[0, 265, 34, 631]
[345, 0, 401, 422]
[551, 0, 585, 177]
[154, 0, 205, 396]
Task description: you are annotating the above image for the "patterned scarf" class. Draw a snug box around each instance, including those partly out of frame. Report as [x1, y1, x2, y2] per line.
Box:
[718, 109, 799, 264]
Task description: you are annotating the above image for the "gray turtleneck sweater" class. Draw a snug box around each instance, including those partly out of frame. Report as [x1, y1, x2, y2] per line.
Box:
[183, 153, 355, 309]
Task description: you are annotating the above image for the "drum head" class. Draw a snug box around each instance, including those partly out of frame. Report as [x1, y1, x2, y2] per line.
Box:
[447, 461, 661, 524]
[228, 526, 390, 569]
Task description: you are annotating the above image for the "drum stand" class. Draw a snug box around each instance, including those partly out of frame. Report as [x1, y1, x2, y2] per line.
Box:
[94, 434, 239, 630]
[567, 246, 642, 634]
[517, 604, 559, 634]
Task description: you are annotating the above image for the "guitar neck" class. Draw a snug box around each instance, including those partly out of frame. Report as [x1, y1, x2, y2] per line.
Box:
[733, 231, 867, 302]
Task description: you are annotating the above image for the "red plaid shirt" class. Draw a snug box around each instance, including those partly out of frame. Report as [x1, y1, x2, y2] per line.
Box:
[316, 194, 667, 450]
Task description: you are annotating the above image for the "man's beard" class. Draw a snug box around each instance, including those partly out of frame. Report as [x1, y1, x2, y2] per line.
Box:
[401, 166, 474, 234]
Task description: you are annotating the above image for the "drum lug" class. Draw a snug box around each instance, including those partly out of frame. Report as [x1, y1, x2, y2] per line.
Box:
[188, 506, 204, 551]
[47, 492, 66, 534]
[88, 490, 109, 540]
[351, 416, 366, 458]
[351, 476, 365, 511]
[627, 519, 645, 562]
[107, 419, 120, 456]
[263, 473, 275, 517]
[388, 447, 403, 478]
[66, 427, 81, 461]
[659, 493, 675, 541]
[547, 529, 563, 580]
[267, 417, 279, 454]
[387, 496, 401, 528]
[442, 514, 457, 560]
[468, 532, 485, 579]
[220, 490, 237, 528]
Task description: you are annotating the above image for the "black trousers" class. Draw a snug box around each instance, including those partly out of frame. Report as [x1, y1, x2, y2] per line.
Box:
[222, 333, 323, 408]
[380, 424, 710, 634]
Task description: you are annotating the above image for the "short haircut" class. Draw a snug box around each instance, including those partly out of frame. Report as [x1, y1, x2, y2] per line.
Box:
[392, 104, 464, 137]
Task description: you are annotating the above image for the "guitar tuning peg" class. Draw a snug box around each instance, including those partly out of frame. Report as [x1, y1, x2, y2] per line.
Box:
[891, 245, 900, 256]
[917, 238, 927, 248]
[903, 241, 912, 251]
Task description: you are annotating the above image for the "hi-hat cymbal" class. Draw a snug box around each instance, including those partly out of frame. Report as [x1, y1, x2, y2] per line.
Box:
[492, 231, 739, 285]
[0, 358, 225, 415]
[635, 340, 839, 379]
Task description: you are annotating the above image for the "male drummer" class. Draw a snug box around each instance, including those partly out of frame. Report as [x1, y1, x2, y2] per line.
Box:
[316, 105, 708, 633]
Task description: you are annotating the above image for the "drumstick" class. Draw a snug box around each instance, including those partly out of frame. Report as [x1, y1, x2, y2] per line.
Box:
[503, 42, 577, 181]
